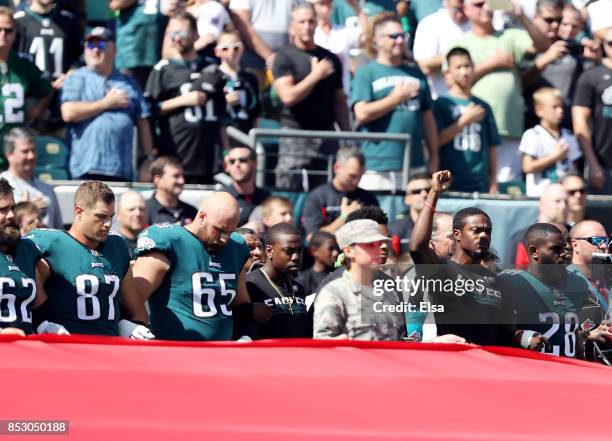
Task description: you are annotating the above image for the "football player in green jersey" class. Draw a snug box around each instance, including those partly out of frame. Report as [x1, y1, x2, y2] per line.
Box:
[0, 177, 46, 335]
[133, 191, 254, 341]
[500, 223, 606, 359]
[29, 181, 152, 338]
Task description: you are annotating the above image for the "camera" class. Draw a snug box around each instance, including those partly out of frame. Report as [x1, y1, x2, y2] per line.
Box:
[564, 40, 584, 57]
[592, 252, 611, 290]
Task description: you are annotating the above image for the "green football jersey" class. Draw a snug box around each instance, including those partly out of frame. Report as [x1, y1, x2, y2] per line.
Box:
[0, 239, 39, 334]
[114, 0, 167, 70]
[135, 224, 250, 341]
[25, 229, 132, 336]
[499, 269, 602, 359]
[434, 95, 500, 192]
[351, 61, 432, 171]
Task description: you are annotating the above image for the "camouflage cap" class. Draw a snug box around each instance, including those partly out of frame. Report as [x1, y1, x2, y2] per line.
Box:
[336, 219, 390, 249]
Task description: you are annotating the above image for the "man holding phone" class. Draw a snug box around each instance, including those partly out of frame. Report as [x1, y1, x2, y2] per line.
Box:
[522, 0, 590, 129]
[447, 0, 549, 185]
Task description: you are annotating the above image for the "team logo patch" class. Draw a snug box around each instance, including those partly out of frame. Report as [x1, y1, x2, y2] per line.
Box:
[209, 261, 221, 269]
[137, 236, 156, 251]
[581, 318, 596, 332]
[91, 262, 104, 269]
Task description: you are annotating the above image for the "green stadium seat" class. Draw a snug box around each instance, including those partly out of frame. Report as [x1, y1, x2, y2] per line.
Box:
[35, 166, 69, 182]
[36, 136, 69, 168]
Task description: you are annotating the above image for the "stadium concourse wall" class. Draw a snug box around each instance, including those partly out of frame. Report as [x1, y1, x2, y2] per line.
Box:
[2, 335, 612, 440]
[49, 181, 612, 266]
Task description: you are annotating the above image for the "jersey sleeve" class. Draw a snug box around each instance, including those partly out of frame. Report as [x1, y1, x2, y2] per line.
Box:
[272, 47, 295, 80]
[518, 128, 539, 157]
[433, 97, 453, 130]
[144, 62, 166, 103]
[106, 233, 132, 278]
[24, 228, 58, 258]
[350, 66, 373, 108]
[228, 232, 250, 270]
[134, 225, 175, 259]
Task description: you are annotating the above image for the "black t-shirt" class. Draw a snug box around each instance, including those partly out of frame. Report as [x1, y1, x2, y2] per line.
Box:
[388, 211, 414, 256]
[14, 7, 82, 81]
[573, 64, 612, 167]
[297, 267, 331, 297]
[246, 268, 311, 339]
[145, 194, 198, 226]
[145, 58, 229, 177]
[418, 260, 515, 346]
[224, 184, 270, 226]
[301, 183, 379, 235]
[272, 44, 343, 130]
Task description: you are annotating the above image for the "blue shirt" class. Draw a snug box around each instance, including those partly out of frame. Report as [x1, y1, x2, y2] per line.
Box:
[61, 67, 150, 180]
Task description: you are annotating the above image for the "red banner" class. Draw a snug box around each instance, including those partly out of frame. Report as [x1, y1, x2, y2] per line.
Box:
[1, 336, 610, 440]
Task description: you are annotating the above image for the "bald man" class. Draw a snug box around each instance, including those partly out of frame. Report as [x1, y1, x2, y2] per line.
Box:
[117, 191, 147, 257]
[132, 192, 254, 341]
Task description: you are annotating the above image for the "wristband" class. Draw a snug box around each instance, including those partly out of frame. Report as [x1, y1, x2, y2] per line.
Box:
[423, 202, 436, 213]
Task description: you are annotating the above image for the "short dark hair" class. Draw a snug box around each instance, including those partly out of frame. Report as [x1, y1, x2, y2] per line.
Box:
[524, 222, 562, 248]
[170, 10, 197, 33]
[309, 231, 335, 249]
[345, 206, 388, 225]
[149, 156, 182, 179]
[446, 47, 472, 65]
[74, 181, 115, 209]
[226, 145, 256, 160]
[536, 0, 564, 15]
[453, 207, 491, 231]
[0, 177, 13, 199]
[235, 227, 256, 237]
[264, 222, 301, 247]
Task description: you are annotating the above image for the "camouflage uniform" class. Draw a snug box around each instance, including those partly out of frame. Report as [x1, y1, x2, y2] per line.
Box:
[313, 270, 406, 341]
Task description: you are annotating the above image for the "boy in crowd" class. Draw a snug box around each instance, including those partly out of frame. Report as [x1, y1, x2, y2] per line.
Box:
[434, 48, 499, 193]
[297, 231, 339, 296]
[15, 201, 43, 236]
[520, 87, 581, 197]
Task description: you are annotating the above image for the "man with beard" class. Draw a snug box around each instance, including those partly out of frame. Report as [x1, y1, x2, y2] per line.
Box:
[145, 11, 229, 184]
[27, 181, 152, 338]
[223, 146, 270, 226]
[246, 223, 310, 339]
[410, 170, 515, 346]
[132, 191, 254, 341]
[500, 223, 606, 359]
[0, 178, 41, 335]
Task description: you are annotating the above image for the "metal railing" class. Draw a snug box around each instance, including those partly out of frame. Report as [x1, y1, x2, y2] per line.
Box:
[246, 128, 412, 192]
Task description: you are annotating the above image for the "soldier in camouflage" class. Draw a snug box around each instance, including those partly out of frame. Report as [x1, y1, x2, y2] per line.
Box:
[313, 219, 406, 340]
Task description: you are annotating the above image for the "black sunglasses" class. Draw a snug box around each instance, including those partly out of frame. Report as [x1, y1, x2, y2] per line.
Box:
[567, 188, 586, 196]
[385, 32, 408, 41]
[409, 187, 431, 195]
[542, 17, 562, 24]
[575, 236, 611, 247]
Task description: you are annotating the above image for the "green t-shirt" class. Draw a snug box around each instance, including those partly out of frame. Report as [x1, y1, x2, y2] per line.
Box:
[499, 269, 601, 359]
[448, 29, 533, 138]
[351, 61, 432, 171]
[87, 0, 113, 22]
[433, 94, 500, 192]
[115, 0, 167, 69]
[134, 224, 250, 341]
[0, 239, 39, 334]
[26, 229, 132, 336]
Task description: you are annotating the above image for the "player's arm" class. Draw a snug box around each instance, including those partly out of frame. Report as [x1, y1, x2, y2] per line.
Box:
[117, 264, 155, 340]
[409, 171, 452, 264]
[132, 251, 171, 302]
[231, 269, 256, 341]
[32, 259, 69, 335]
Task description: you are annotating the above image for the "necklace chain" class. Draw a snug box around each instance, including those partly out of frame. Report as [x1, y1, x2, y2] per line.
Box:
[259, 268, 295, 315]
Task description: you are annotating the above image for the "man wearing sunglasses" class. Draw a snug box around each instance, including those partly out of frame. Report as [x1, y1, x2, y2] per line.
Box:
[61, 26, 155, 182]
[561, 174, 587, 226]
[573, 26, 612, 194]
[447, 0, 549, 185]
[0, 6, 51, 170]
[569, 220, 611, 309]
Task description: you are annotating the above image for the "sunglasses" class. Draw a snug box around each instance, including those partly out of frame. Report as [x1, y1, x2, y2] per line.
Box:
[542, 16, 562, 24]
[169, 30, 190, 40]
[385, 32, 408, 41]
[0, 27, 14, 34]
[218, 43, 243, 52]
[605, 40, 612, 46]
[575, 236, 611, 247]
[409, 187, 431, 195]
[567, 188, 586, 196]
[86, 40, 107, 50]
[471, 1, 485, 8]
[228, 157, 251, 165]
